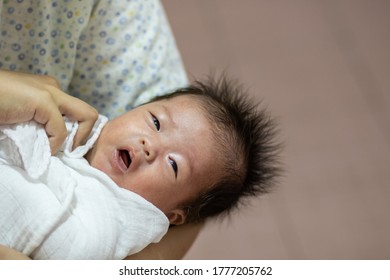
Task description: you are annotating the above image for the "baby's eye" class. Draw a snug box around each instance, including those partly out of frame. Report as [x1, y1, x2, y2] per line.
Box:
[152, 114, 160, 131]
[169, 158, 178, 178]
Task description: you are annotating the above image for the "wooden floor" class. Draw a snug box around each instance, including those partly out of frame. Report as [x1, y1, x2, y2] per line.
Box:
[161, 0, 390, 259]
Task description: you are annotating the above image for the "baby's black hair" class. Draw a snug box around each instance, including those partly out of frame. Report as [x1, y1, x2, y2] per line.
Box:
[152, 75, 281, 223]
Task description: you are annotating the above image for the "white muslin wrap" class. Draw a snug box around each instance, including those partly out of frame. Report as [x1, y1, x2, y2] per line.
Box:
[0, 116, 169, 259]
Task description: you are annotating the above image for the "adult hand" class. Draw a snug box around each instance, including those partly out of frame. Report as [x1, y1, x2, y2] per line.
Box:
[125, 222, 204, 260]
[0, 244, 31, 260]
[0, 69, 98, 154]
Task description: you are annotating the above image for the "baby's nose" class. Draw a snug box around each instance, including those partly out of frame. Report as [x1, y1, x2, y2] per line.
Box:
[142, 139, 157, 162]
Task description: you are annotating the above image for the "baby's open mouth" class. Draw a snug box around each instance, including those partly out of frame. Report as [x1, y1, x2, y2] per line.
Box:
[119, 149, 132, 169]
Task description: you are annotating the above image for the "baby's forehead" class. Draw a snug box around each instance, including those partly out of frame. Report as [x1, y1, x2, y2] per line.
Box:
[155, 93, 204, 106]
[154, 94, 210, 116]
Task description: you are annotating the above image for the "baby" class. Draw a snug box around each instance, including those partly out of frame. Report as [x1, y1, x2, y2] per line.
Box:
[0, 76, 280, 259]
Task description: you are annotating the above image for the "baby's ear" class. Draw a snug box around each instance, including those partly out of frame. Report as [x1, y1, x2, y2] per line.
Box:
[167, 209, 186, 225]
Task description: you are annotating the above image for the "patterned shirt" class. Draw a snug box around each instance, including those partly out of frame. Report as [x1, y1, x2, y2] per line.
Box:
[0, 0, 188, 118]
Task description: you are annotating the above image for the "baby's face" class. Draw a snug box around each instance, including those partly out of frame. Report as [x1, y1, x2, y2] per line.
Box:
[85, 95, 220, 224]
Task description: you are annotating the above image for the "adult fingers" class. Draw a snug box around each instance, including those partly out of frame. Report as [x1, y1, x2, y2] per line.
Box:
[72, 109, 99, 149]
[45, 113, 68, 155]
[0, 71, 70, 154]
[54, 92, 99, 149]
[34, 97, 68, 155]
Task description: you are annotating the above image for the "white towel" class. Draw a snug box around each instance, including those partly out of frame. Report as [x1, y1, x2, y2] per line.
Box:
[0, 116, 169, 259]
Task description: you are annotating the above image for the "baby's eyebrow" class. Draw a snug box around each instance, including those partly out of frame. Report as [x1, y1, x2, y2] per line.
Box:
[161, 104, 176, 128]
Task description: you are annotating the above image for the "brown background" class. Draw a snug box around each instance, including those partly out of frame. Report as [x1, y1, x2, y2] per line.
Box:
[161, 0, 390, 259]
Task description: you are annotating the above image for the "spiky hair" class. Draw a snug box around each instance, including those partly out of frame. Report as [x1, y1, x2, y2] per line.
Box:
[153, 75, 281, 223]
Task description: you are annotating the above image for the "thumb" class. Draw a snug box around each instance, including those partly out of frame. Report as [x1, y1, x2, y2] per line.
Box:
[46, 117, 67, 155]
[55, 92, 98, 150]
[34, 103, 68, 155]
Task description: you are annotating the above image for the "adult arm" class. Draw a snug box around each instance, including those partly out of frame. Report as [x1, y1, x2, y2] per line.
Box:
[0, 69, 98, 154]
[0, 245, 31, 260]
[0, 223, 203, 260]
[125, 222, 204, 260]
